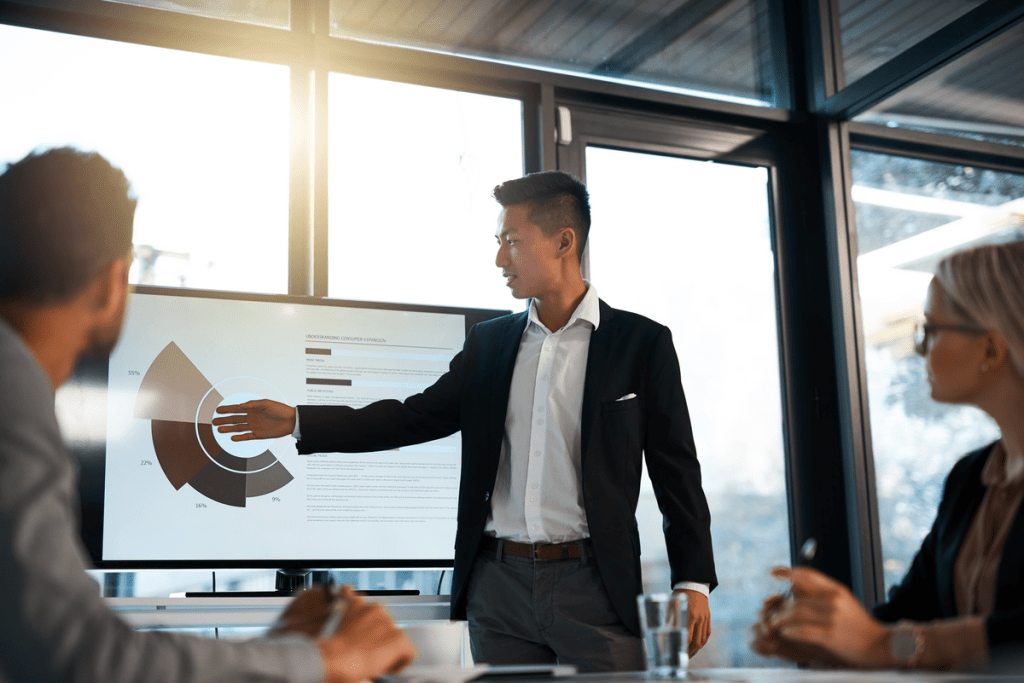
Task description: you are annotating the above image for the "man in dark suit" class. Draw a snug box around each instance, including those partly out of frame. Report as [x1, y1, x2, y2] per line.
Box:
[216, 171, 716, 671]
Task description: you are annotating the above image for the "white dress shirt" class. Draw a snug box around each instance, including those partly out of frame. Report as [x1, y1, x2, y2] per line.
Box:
[483, 284, 708, 597]
[484, 283, 599, 544]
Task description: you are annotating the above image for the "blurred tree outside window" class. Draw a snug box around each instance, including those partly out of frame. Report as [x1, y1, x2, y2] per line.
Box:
[852, 151, 1024, 591]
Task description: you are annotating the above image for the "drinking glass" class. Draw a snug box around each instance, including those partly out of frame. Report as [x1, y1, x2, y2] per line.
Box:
[637, 593, 688, 677]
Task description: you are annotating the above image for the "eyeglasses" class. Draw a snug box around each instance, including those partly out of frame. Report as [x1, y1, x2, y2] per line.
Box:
[912, 321, 987, 356]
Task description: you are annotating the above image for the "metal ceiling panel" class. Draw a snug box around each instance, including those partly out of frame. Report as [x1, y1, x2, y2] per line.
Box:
[855, 18, 1024, 148]
[330, 0, 777, 104]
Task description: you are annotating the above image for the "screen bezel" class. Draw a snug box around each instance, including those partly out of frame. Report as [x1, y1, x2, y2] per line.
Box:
[73, 285, 511, 570]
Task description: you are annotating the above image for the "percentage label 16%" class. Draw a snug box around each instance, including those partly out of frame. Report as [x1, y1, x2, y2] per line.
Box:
[196, 503, 208, 509]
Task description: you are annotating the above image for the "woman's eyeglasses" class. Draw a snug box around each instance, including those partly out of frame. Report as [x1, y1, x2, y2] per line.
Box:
[912, 321, 987, 356]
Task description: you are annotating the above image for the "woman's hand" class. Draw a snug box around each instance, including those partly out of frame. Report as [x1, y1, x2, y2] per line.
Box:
[751, 566, 892, 668]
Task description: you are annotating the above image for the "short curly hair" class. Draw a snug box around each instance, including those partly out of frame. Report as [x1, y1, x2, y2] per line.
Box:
[0, 147, 136, 304]
[492, 171, 590, 260]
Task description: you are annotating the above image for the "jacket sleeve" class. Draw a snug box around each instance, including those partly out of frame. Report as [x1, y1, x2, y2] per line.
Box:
[873, 453, 975, 624]
[642, 326, 717, 591]
[0, 344, 324, 683]
[296, 326, 471, 455]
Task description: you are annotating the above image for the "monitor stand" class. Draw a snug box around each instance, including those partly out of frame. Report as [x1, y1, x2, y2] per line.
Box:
[184, 568, 314, 597]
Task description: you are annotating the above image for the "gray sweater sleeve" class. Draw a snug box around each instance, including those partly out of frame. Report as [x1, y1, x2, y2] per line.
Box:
[0, 322, 324, 683]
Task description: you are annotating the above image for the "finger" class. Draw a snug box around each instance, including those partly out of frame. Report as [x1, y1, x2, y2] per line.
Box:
[230, 433, 257, 442]
[785, 566, 842, 592]
[212, 415, 248, 426]
[215, 402, 254, 414]
[778, 623, 833, 648]
[215, 422, 251, 433]
[770, 601, 834, 632]
[697, 619, 710, 651]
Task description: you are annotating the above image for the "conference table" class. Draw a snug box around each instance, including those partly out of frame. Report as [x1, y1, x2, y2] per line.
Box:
[460, 670, 1023, 683]
[107, 597, 1023, 682]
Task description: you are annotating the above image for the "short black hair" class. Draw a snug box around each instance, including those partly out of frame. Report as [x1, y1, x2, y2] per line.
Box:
[492, 171, 590, 260]
[0, 147, 136, 304]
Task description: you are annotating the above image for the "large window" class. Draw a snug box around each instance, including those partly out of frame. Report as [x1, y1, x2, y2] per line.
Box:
[852, 150, 1024, 591]
[327, 74, 523, 311]
[0, 23, 291, 293]
[586, 148, 788, 667]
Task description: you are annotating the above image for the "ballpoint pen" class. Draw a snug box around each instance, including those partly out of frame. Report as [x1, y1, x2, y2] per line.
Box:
[318, 579, 349, 638]
[781, 537, 817, 602]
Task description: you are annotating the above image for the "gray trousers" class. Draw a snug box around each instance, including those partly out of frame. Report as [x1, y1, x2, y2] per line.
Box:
[465, 552, 645, 672]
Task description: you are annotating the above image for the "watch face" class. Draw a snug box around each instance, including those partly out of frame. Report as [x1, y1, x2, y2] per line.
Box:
[890, 626, 921, 664]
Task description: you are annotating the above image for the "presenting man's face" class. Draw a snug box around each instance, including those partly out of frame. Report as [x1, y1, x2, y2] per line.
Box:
[494, 204, 563, 301]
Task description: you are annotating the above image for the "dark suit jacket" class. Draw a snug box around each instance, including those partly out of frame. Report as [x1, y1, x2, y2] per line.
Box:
[297, 299, 717, 635]
[873, 441, 1024, 652]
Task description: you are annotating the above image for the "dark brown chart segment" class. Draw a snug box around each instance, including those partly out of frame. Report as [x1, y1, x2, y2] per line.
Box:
[134, 341, 292, 507]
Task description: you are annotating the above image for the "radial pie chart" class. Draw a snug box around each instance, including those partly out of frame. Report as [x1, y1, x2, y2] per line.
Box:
[133, 342, 293, 507]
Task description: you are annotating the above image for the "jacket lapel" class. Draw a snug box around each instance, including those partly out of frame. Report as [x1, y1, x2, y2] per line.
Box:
[580, 300, 615, 462]
[488, 311, 529, 451]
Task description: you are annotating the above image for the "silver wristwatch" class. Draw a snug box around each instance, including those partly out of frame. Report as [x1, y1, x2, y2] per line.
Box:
[890, 621, 924, 668]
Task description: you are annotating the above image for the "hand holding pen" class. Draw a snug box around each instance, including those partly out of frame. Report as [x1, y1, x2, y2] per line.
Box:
[269, 581, 416, 683]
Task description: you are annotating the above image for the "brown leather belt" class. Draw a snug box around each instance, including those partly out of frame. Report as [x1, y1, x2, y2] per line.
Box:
[480, 535, 594, 561]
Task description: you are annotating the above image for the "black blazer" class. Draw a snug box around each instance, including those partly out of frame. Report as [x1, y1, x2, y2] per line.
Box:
[873, 441, 1024, 652]
[297, 299, 717, 635]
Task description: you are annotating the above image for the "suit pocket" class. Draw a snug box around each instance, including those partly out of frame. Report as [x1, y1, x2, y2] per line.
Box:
[602, 395, 639, 413]
[600, 399, 643, 472]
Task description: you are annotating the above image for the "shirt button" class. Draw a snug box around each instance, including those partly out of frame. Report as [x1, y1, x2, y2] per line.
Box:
[536, 419, 544, 426]
[532, 524, 539, 531]
[530, 496, 537, 502]
[533, 451, 540, 457]
[542, 374, 549, 380]
[531, 482, 539, 490]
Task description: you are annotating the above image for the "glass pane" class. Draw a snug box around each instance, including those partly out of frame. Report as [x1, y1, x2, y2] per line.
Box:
[839, 0, 984, 86]
[585, 148, 788, 668]
[853, 19, 1024, 148]
[852, 150, 1024, 592]
[102, 0, 289, 28]
[328, 74, 523, 310]
[330, 0, 777, 106]
[0, 24, 290, 294]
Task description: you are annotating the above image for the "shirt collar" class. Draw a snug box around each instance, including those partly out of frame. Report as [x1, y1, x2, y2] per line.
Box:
[527, 281, 601, 334]
[982, 441, 1024, 487]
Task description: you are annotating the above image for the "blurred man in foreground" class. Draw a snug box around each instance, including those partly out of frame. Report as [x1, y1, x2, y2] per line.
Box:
[0, 147, 414, 683]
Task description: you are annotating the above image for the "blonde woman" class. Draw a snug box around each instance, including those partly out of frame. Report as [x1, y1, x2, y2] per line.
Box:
[751, 240, 1024, 671]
